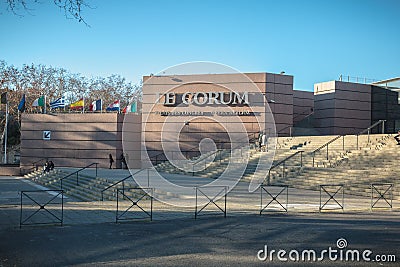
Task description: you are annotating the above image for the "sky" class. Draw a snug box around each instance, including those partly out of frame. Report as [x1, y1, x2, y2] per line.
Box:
[0, 0, 399, 91]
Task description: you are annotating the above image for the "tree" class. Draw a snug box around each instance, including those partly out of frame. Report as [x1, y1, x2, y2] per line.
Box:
[0, 60, 142, 148]
[3, 0, 90, 25]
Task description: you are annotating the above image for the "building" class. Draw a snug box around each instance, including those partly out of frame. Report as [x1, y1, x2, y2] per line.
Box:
[313, 78, 400, 135]
[19, 72, 400, 171]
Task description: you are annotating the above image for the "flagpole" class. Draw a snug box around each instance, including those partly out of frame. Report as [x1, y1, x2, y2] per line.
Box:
[45, 95, 47, 114]
[3, 101, 8, 164]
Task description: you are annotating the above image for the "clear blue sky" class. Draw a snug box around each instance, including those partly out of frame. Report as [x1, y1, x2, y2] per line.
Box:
[0, 0, 399, 91]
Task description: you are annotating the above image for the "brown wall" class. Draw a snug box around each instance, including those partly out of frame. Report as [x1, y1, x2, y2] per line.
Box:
[141, 72, 294, 163]
[313, 81, 371, 135]
[20, 113, 142, 171]
[293, 90, 314, 124]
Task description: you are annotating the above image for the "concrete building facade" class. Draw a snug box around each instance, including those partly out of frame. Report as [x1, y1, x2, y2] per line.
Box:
[141, 72, 294, 163]
[18, 72, 400, 171]
[313, 80, 400, 135]
[20, 113, 141, 172]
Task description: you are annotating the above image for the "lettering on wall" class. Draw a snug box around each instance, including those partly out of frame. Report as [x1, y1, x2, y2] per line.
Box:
[159, 91, 250, 106]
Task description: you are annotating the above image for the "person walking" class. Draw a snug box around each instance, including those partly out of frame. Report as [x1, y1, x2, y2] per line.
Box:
[109, 154, 114, 169]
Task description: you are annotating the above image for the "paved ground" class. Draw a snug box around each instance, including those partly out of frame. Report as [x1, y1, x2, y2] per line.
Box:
[0, 175, 399, 266]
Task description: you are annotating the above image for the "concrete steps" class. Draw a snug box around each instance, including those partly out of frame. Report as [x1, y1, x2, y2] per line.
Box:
[154, 133, 399, 200]
[24, 169, 146, 201]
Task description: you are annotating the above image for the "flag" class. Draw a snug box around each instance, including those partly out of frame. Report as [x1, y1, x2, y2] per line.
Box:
[0, 92, 7, 104]
[70, 98, 84, 110]
[50, 97, 65, 109]
[18, 94, 26, 112]
[122, 102, 137, 113]
[89, 99, 102, 112]
[106, 100, 120, 111]
[32, 95, 45, 107]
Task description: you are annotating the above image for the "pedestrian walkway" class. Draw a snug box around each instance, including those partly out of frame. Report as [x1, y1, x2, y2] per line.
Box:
[0, 173, 399, 230]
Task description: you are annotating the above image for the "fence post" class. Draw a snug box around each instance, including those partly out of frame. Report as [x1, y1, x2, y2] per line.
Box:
[326, 145, 329, 160]
[122, 181, 125, 200]
[147, 168, 150, 187]
[342, 136, 345, 150]
[95, 163, 98, 177]
[382, 120, 385, 134]
[195, 188, 198, 219]
[300, 151, 303, 167]
[312, 152, 315, 167]
[356, 134, 359, 150]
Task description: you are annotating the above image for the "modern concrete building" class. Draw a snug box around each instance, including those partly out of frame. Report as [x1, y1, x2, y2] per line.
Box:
[20, 113, 142, 172]
[313, 79, 400, 135]
[141, 72, 294, 163]
[18, 72, 400, 171]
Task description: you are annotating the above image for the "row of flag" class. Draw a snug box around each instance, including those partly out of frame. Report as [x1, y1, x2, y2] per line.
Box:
[1, 92, 137, 113]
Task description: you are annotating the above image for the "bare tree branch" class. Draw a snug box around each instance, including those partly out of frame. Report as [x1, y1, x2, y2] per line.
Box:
[3, 0, 91, 25]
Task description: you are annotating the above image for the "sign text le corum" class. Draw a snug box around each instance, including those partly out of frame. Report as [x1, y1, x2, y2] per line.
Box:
[158, 91, 249, 106]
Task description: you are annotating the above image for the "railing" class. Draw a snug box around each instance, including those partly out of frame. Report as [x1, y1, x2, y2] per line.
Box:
[150, 131, 259, 165]
[310, 135, 343, 167]
[149, 139, 225, 165]
[338, 74, 378, 84]
[101, 168, 147, 201]
[191, 149, 223, 175]
[190, 131, 259, 175]
[60, 162, 98, 189]
[194, 186, 228, 219]
[20, 189, 64, 228]
[265, 150, 304, 185]
[356, 120, 386, 147]
[279, 111, 314, 137]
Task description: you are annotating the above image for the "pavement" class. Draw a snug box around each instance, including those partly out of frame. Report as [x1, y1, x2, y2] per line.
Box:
[0, 174, 399, 266]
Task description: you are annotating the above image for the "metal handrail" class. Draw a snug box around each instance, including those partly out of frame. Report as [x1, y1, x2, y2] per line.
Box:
[357, 120, 386, 145]
[190, 131, 259, 172]
[310, 135, 344, 166]
[278, 111, 314, 136]
[60, 162, 98, 189]
[311, 135, 342, 154]
[101, 168, 146, 201]
[149, 138, 226, 165]
[266, 150, 304, 185]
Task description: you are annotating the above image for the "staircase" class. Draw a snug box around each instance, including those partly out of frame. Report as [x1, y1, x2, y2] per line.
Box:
[273, 134, 400, 200]
[24, 169, 137, 201]
[154, 133, 399, 200]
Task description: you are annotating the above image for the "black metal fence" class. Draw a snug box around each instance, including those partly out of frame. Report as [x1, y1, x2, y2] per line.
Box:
[194, 186, 227, 219]
[319, 184, 344, 212]
[116, 187, 153, 223]
[371, 183, 393, 210]
[20, 190, 64, 228]
[260, 184, 289, 214]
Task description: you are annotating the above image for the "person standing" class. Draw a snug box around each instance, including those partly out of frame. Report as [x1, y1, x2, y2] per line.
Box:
[261, 131, 267, 152]
[109, 154, 114, 169]
[119, 153, 127, 169]
[258, 131, 263, 152]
